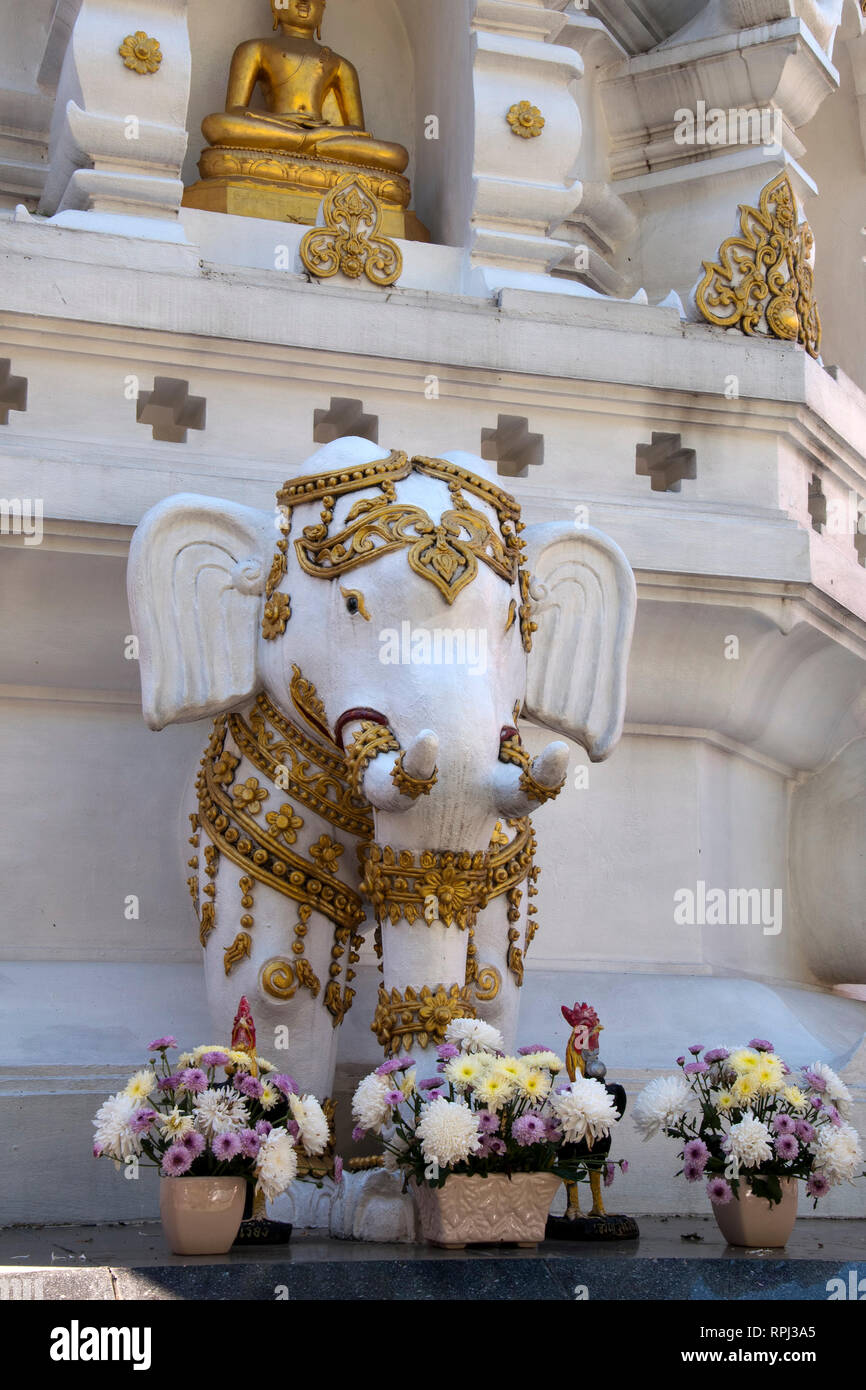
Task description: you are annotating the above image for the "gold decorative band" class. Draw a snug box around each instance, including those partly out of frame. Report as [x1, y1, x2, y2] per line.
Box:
[358, 843, 489, 930]
[371, 981, 478, 1055]
[277, 449, 410, 510]
[390, 750, 437, 800]
[345, 720, 400, 799]
[518, 765, 566, 805]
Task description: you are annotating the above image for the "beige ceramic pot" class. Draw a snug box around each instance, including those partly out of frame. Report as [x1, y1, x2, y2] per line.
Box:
[712, 1177, 799, 1248]
[413, 1172, 561, 1249]
[159, 1176, 247, 1255]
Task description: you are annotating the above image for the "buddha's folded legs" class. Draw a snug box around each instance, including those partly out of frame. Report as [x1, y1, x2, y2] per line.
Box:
[200, 112, 409, 175]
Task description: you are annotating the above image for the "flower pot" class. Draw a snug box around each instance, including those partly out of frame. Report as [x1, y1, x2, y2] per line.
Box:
[159, 1176, 246, 1255]
[711, 1177, 799, 1248]
[413, 1172, 561, 1249]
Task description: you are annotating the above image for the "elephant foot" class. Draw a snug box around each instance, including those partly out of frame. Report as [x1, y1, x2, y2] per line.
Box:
[329, 1169, 418, 1243]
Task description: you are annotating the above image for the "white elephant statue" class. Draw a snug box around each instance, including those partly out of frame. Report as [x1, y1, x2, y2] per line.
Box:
[127, 438, 635, 1101]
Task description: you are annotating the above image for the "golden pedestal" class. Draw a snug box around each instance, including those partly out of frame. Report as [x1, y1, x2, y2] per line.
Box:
[183, 147, 429, 243]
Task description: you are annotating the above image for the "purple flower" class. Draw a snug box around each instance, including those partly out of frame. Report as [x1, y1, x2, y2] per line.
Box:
[802, 1068, 826, 1093]
[158, 1075, 181, 1092]
[376, 1058, 407, 1076]
[477, 1111, 500, 1134]
[162, 1144, 193, 1175]
[130, 1107, 157, 1134]
[351, 1126, 366, 1142]
[287, 1120, 299, 1139]
[199, 1050, 230, 1067]
[238, 1128, 261, 1158]
[704, 1048, 730, 1064]
[806, 1172, 830, 1199]
[684, 1061, 709, 1075]
[748, 1038, 774, 1052]
[683, 1160, 705, 1182]
[240, 1076, 263, 1099]
[255, 1120, 272, 1137]
[272, 1074, 298, 1096]
[180, 1131, 205, 1155]
[92, 1143, 102, 1158]
[517, 1044, 551, 1055]
[707, 1176, 733, 1205]
[683, 1139, 709, 1164]
[676, 1056, 686, 1066]
[179, 1068, 207, 1094]
[773, 1114, 796, 1135]
[436, 1044, 459, 1061]
[424, 1090, 445, 1102]
[795, 1120, 816, 1143]
[512, 1114, 546, 1147]
[604, 1162, 615, 1188]
[688, 1045, 704, 1055]
[212, 1132, 241, 1161]
[384, 1090, 404, 1107]
[775, 1134, 798, 1161]
[621, 1159, 629, 1174]
[478, 1136, 506, 1157]
[391, 1057, 414, 1072]
[148, 1037, 177, 1051]
[334, 1155, 344, 1185]
[822, 1104, 842, 1127]
[418, 1077, 444, 1090]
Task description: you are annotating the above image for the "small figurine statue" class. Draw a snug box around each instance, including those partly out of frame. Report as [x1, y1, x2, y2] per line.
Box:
[184, 0, 427, 239]
[547, 1001, 639, 1242]
[230, 994, 258, 1078]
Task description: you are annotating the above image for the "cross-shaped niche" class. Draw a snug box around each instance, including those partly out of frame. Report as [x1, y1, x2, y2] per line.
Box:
[0, 359, 28, 425]
[480, 415, 544, 478]
[136, 377, 207, 443]
[313, 397, 379, 444]
[635, 432, 697, 493]
[807, 474, 826, 533]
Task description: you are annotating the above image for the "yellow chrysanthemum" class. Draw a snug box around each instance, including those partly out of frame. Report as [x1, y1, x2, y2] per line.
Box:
[732, 1075, 755, 1104]
[260, 1082, 279, 1111]
[159, 1106, 193, 1137]
[755, 1059, 785, 1093]
[728, 1048, 760, 1074]
[124, 1069, 156, 1102]
[192, 1045, 224, 1061]
[717, 1091, 734, 1111]
[475, 1071, 514, 1111]
[519, 1068, 551, 1102]
[497, 1057, 524, 1080]
[400, 1069, 417, 1099]
[783, 1085, 807, 1110]
[178, 1052, 195, 1068]
[444, 1056, 481, 1089]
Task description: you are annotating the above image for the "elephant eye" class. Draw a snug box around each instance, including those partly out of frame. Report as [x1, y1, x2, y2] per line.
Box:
[340, 586, 370, 621]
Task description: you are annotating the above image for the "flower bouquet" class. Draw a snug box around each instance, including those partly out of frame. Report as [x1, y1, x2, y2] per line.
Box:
[93, 1031, 330, 1253]
[351, 1016, 626, 1247]
[633, 1040, 864, 1246]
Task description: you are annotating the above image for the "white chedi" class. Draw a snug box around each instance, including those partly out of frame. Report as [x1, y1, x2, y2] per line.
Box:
[444, 1017, 505, 1054]
[93, 1091, 142, 1163]
[352, 1072, 393, 1133]
[415, 1097, 482, 1167]
[551, 1076, 619, 1144]
[632, 1074, 695, 1139]
[289, 1093, 330, 1156]
[811, 1122, 864, 1185]
[255, 1129, 299, 1202]
[726, 1113, 773, 1169]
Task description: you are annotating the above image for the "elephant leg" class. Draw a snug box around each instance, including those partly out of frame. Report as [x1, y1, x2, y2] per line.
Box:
[377, 915, 473, 1069]
[470, 895, 524, 1053]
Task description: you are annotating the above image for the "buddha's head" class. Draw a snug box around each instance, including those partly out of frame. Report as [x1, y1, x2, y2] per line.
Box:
[271, 0, 326, 38]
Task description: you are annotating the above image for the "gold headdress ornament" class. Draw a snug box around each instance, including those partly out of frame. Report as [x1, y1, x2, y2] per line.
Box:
[270, 452, 535, 647]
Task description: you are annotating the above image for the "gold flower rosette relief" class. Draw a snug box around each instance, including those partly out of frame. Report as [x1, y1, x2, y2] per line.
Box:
[695, 172, 822, 359]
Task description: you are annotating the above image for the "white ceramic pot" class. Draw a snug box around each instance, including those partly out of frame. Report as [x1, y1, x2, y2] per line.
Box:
[413, 1171, 561, 1249]
[159, 1176, 247, 1255]
[712, 1177, 799, 1248]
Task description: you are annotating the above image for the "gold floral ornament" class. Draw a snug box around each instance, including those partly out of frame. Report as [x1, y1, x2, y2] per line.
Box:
[372, 982, 478, 1055]
[300, 176, 402, 287]
[695, 171, 822, 359]
[231, 777, 269, 816]
[507, 101, 544, 139]
[265, 803, 304, 845]
[262, 590, 291, 641]
[119, 31, 162, 75]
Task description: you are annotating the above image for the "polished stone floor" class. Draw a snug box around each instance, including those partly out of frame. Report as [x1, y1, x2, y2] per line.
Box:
[1, 1215, 863, 1299]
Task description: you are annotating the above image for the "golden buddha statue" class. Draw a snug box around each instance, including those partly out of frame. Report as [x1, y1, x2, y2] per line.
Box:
[183, 0, 427, 241]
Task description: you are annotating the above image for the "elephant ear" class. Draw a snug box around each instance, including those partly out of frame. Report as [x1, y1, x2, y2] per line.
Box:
[127, 493, 274, 730]
[522, 522, 636, 761]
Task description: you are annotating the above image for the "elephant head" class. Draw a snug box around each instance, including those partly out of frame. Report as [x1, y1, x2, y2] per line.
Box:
[128, 438, 635, 1086]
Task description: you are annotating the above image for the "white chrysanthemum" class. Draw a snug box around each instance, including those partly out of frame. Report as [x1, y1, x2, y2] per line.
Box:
[351, 1072, 392, 1133]
[193, 1087, 250, 1137]
[124, 1069, 157, 1103]
[178, 1052, 195, 1068]
[727, 1113, 773, 1169]
[93, 1091, 142, 1162]
[444, 1017, 504, 1054]
[259, 1081, 280, 1111]
[158, 1106, 193, 1139]
[474, 1069, 515, 1112]
[551, 1077, 619, 1145]
[289, 1094, 330, 1156]
[632, 1074, 695, 1139]
[807, 1061, 853, 1120]
[255, 1130, 298, 1202]
[520, 1051, 564, 1073]
[415, 1097, 481, 1167]
[811, 1122, 863, 1186]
